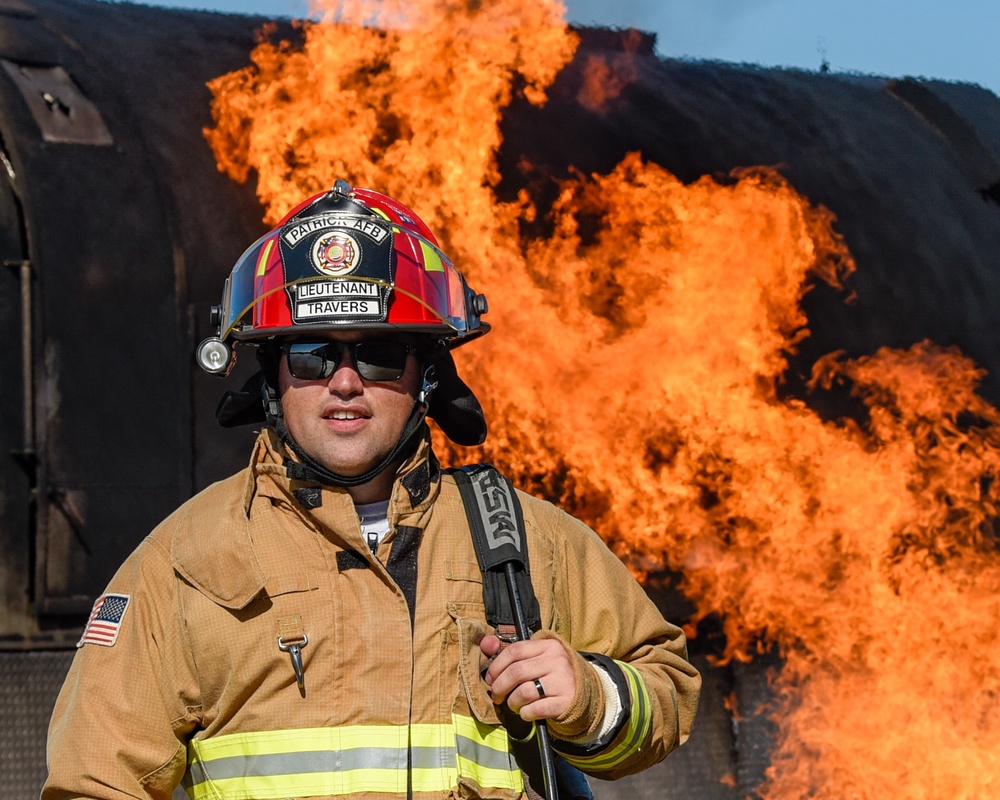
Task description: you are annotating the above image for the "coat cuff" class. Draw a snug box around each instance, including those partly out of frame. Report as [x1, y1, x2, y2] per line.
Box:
[550, 653, 651, 771]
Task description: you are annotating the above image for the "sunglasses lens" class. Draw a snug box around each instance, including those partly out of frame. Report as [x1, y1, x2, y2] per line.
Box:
[355, 342, 410, 381]
[285, 343, 335, 380]
[284, 341, 412, 381]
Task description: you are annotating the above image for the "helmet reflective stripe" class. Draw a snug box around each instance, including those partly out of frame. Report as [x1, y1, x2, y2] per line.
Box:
[418, 238, 444, 272]
[183, 717, 523, 799]
[255, 237, 276, 278]
[368, 204, 452, 273]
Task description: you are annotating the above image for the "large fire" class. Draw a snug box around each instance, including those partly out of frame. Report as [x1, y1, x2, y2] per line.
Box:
[205, 1, 1000, 797]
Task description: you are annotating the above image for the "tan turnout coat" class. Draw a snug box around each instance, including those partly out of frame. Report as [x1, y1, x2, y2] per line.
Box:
[44, 429, 700, 800]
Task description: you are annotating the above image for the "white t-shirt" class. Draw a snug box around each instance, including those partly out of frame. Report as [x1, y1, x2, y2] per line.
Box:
[356, 499, 391, 555]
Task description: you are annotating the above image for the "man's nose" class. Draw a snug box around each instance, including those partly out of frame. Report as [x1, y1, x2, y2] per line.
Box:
[327, 343, 363, 390]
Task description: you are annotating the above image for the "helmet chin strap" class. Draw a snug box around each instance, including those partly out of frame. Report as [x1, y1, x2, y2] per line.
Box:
[264, 365, 439, 489]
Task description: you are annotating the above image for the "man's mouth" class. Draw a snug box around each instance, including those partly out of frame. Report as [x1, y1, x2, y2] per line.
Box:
[325, 410, 368, 421]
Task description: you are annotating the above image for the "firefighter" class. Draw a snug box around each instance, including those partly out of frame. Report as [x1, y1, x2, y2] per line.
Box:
[43, 181, 701, 800]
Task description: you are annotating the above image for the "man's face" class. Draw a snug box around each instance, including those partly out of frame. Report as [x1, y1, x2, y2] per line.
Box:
[277, 332, 421, 489]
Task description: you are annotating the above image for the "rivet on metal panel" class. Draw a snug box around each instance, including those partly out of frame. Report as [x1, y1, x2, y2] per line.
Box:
[0, 60, 113, 145]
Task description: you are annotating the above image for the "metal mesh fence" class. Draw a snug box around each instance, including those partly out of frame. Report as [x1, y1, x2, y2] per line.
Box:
[0, 650, 75, 800]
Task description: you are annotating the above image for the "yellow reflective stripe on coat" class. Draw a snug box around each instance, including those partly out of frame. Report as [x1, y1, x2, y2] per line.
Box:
[183, 717, 522, 800]
[451, 714, 522, 791]
[560, 661, 653, 772]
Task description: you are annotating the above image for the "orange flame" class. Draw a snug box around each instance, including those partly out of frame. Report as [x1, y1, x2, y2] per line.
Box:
[206, 1, 1000, 796]
[204, 0, 577, 238]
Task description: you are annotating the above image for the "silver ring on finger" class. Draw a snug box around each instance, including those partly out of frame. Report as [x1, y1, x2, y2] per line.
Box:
[533, 678, 546, 699]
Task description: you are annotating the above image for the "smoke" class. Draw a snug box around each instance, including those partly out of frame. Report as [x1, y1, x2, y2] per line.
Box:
[563, 0, 780, 56]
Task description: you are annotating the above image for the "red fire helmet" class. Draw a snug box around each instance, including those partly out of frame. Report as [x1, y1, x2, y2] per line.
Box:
[197, 180, 489, 375]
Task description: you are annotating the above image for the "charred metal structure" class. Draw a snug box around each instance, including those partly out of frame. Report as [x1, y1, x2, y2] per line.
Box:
[1, 0, 999, 798]
[0, 0, 273, 792]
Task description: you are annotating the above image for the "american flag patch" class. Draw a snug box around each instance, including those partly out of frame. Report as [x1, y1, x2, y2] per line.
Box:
[77, 593, 131, 648]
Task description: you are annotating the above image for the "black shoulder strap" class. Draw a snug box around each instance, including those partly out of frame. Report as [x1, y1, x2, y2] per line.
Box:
[453, 465, 594, 800]
[452, 464, 540, 634]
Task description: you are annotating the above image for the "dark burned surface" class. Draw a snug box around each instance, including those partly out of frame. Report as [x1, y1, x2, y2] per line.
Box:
[0, 0, 277, 634]
[1, 3, 999, 798]
[498, 29, 1000, 407]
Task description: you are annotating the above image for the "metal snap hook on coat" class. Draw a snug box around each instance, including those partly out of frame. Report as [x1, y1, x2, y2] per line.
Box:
[277, 634, 309, 696]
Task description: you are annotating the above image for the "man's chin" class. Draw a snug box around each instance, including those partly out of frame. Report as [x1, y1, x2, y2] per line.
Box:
[314, 450, 389, 479]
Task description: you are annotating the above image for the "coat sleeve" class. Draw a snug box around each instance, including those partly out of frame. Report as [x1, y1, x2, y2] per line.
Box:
[42, 535, 200, 800]
[529, 500, 701, 780]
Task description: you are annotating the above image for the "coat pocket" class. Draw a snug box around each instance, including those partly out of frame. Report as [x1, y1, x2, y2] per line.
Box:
[449, 607, 502, 727]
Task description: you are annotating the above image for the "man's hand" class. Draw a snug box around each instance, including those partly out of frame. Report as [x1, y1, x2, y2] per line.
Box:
[479, 634, 577, 722]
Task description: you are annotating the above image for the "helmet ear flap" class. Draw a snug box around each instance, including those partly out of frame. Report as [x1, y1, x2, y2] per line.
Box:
[215, 371, 268, 428]
[214, 344, 282, 429]
[426, 349, 487, 446]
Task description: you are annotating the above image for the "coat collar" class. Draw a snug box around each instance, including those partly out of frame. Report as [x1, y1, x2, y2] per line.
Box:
[171, 428, 441, 610]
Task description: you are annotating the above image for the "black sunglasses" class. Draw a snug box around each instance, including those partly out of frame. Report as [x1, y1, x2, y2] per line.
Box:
[282, 341, 417, 382]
